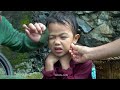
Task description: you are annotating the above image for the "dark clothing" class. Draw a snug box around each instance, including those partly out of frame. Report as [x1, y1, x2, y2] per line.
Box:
[42, 60, 92, 79]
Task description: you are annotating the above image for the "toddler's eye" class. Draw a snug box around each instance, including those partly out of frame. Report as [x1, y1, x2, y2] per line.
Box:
[49, 36, 54, 39]
[61, 36, 67, 39]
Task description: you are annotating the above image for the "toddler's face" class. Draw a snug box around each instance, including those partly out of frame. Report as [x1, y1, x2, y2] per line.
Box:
[48, 22, 79, 57]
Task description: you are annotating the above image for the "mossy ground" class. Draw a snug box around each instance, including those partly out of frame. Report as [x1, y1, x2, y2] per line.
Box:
[0, 72, 43, 79]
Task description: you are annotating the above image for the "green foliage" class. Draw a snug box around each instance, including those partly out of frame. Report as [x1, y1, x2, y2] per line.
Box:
[20, 15, 30, 25]
[24, 72, 43, 79]
[19, 12, 32, 31]
[1, 46, 29, 71]
[0, 72, 43, 79]
[11, 53, 28, 65]
[0, 75, 24, 79]
[2, 11, 32, 32]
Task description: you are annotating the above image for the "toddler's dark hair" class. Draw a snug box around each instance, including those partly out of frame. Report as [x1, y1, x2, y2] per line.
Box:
[46, 11, 80, 35]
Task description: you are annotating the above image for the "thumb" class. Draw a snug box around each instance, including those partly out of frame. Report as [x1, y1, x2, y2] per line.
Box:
[71, 43, 79, 51]
[71, 43, 86, 54]
[70, 43, 76, 49]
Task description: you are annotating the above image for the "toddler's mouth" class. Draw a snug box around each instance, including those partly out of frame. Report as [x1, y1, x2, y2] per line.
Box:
[54, 47, 63, 53]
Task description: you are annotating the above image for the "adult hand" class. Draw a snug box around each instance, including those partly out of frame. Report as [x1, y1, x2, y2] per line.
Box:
[23, 23, 46, 43]
[69, 43, 92, 63]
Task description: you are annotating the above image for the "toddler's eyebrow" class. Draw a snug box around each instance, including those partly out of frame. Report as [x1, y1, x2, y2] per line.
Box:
[49, 33, 68, 36]
[60, 33, 68, 35]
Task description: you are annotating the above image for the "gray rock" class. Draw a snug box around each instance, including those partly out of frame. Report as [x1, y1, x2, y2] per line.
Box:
[76, 17, 93, 33]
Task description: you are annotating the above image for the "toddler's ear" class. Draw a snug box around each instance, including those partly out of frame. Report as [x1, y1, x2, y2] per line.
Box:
[73, 34, 80, 44]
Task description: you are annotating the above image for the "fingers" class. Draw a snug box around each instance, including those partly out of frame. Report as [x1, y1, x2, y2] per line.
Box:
[70, 43, 75, 50]
[34, 23, 42, 34]
[23, 23, 46, 34]
[23, 24, 30, 30]
[28, 23, 38, 33]
[23, 24, 31, 37]
[23, 23, 38, 33]
[70, 43, 79, 51]
[72, 50, 79, 54]
[39, 23, 46, 31]
[70, 43, 79, 54]
[25, 29, 30, 37]
[36, 23, 46, 34]
[70, 43, 86, 54]
[71, 54, 80, 63]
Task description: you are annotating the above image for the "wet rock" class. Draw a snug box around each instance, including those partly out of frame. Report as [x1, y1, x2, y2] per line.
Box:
[76, 16, 93, 33]
[89, 23, 114, 43]
[99, 23, 113, 35]
[110, 11, 120, 17]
